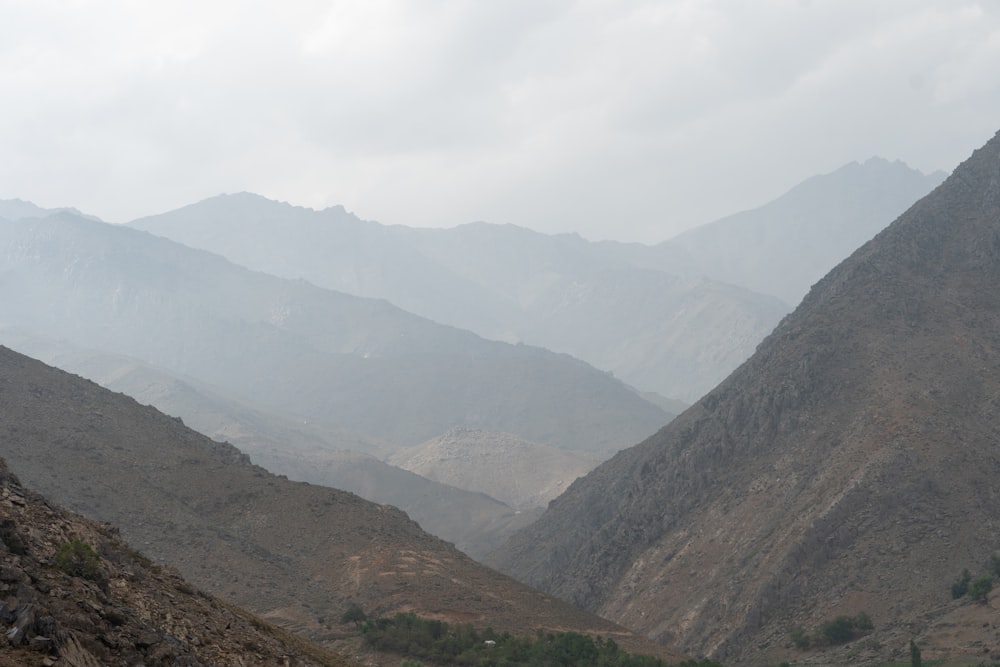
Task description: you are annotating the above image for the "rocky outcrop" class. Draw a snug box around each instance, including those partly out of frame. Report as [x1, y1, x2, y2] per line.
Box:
[0, 458, 346, 666]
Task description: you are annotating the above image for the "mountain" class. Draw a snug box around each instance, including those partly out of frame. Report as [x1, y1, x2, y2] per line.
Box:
[0, 326, 536, 557]
[389, 428, 599, 510]
[487, 131, 1000, 664]
[0, 212, 668, 454]
[128, 160, 941, 402]
[663, 157, 947, 305]
[0, 197, 100, 222]
[129, 194, 788, 401]
[0, 344, 676, 660]
[0, 456, 348, 666]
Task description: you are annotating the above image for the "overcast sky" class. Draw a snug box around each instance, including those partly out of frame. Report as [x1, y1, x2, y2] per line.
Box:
[2, 1, 998, 243]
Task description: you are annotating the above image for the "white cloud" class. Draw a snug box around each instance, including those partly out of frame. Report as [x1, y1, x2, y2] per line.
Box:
[0, 0, 997, 241]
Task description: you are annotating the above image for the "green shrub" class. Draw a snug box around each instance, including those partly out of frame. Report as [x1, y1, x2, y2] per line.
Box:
[793, 612, 873, 648]
[968, 575, 994, 602]
[952, 568, 972, 599]
[909, 639, 922, 667]
[789, 626, 810, 650]
[54, 539, 101, 581]
[341, 603, 368, 627]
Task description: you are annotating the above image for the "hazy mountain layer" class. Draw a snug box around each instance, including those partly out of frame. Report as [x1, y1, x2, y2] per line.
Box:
[0, 212, 668, 454]
[130, 193, 787, 401]
[0, 345, 675, 659]
[389, 427, 599, 510]
[663, 157, 947, 305]
[0, 326, 535, 557]
[488, 131, 1000, 664]
[129, 159, 940, 401]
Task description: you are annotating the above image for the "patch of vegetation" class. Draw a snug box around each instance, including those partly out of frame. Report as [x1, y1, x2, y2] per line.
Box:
[989, 554, 1000, 578]
[360, 612, 723, 667]
[789, 612, 873, 649]
[950, 563, 995, 603]
[340, 603, 368, 627]
[53, 538, 102, 581]
[952, 569, 972, 599]
[968, 575, 993, 603]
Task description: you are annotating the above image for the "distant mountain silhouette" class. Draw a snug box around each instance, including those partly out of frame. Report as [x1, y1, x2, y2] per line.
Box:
[130, 194, 787, 401]
[0, 212, 667, 454]
[130, 159, 940, 402]
[0, 344, 677, 659]
[663, 157, 947, 304]
[488, 132, 1000, 664]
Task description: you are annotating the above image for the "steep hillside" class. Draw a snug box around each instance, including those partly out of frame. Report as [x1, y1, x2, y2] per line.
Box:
[244, 446, 542, 559]
[0, 212, 667, 453]
[130, 194, 786, 401]
[0, 326, 533, 557]
[488, 131, 1000, 664]
[0, 345, 674, 660]
[664, 157, 946, 305]
[0, 457, 348, 666]
[389, 428, 599, 510]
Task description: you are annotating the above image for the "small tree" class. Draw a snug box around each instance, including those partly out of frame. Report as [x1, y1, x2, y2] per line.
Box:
[968, 575, 994, 602]
[789, 626, 810, 650]
[340, 603, 368, 627]
[951, 568, 972, 599]
[909, 639, 922, 667]
[989, 553, 1000, 578]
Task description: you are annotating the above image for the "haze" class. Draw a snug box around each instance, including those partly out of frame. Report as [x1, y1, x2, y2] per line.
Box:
[2, 1, 998, 242]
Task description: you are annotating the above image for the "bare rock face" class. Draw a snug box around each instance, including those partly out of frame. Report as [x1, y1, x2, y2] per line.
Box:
[0, 458, 345, 666]
[488, 130, 1000, 664]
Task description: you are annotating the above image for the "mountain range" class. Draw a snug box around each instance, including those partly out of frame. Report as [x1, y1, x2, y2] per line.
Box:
[0, 211, 667, 454]
[129, 158, 943, 401]
[487, 132, 1000, 664]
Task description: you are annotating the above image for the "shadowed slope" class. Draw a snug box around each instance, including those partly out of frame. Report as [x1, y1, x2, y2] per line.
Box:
[488, 131, 1000, 663]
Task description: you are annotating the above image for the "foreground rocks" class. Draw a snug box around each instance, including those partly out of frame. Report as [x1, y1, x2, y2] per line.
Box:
[0, 457, 347, 666]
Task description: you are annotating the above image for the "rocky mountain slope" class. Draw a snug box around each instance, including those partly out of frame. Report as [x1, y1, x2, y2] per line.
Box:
[488, 131, 1000, 665]
[0, 456, 348, 666]
[0, 211, 667, 454]
[0, 326, 535, 557]
[0, 344, 675, 660]
[389, 428, 599, 510]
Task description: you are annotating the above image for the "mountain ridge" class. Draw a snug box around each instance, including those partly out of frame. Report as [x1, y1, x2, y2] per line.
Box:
[0, 343, 679, 661]
[487, 131, 1000, 664]
[0, 211, 668, 453]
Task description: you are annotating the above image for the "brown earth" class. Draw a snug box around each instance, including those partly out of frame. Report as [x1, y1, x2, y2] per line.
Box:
[488, 131, 1000, 665]
[0, 345, 682, 662]
[0, 456, 350, 666]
